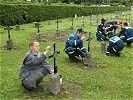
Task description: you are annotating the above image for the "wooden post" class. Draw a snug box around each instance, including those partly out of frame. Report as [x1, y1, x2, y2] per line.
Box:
[50, 73, 60, 95]
[96, 14, 98, 25]
[4, 25, 13, 50]
[55, 18, 60, 35]
[48, 16, 51, 25]
[71, 17, 74, 30]
[83, 32, 92, 67]
[81, 16, 84, 27]
[35, 33, 41, 42]
[101, 41, 106, 53]
[35, 22, 41, 42]
[6, 39, 13, 50]
[16, 18, 20, 30]
[16, 25, 20, 30]
[49, 43, 61, 95]
[90, 15, 92, 26]
[83, 51, 92, 67]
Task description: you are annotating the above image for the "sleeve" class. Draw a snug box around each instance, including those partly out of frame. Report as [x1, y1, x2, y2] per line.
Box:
[97, 24, 103, 32]
[107, 41, 114, 52]
[119, 28, 126, 37]
[23, 53, 46, 66]
[76, 39, 83, 46]
[68, 36, 75, 47]
[42, 60, 53, 73]
[97, 25, 101, 31]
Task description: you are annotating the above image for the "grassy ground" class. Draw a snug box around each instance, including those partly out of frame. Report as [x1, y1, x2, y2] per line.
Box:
[0, 11, 133, 100]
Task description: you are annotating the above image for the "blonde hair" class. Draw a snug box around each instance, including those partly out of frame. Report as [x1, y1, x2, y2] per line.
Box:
[29, 41, 38, 48]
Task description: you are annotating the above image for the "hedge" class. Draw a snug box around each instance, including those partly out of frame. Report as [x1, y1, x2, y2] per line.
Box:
[0, 4, 128, 26]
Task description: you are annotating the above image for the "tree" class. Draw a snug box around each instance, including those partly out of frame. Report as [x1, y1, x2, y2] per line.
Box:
[128, 0, 133, 6]
[120, 0, 128, 6]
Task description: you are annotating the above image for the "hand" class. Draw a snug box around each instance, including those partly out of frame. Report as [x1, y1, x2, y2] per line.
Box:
[50, 69, 54, 74]
[81, 35, 86, 41]
[45, 46, 52, 51]
[45, 46, 52, 54]
[110, 25, 113, 27]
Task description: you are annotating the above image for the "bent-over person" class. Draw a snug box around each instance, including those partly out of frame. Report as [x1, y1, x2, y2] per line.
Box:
[106, 31, 124, 57]
[119, 22, 133, 46]
[64, 28, 87, 61]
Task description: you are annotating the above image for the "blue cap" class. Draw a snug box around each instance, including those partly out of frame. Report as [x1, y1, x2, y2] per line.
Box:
[77, 28, 86, 33]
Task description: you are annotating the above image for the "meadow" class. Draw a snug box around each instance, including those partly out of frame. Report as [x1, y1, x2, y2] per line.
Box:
[0, 11, 133, 100]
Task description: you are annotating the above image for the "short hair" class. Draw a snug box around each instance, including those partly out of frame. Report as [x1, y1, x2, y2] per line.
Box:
[123, 22, 128, 26]
[119, 21, 122, 25]
[77, 28, 86, 33]
[29, 41, 38, 48]
[101, 18, 107, 22]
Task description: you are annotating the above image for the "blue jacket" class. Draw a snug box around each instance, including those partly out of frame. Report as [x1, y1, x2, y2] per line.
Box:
[105, 21, 118, 32]
[96, 24, 107, 40]
[65, 32, 83, 49]
[97, 24, 105, 34]
[119, 27, 133, 42]
[107, 34, 124, 52]
[105, 21, 117, 26]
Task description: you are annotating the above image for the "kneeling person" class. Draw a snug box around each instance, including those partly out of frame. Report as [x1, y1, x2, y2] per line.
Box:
[96, 18, 109, 41]
[106, 31, 124, 56]
[64, 28, 87, 61]
[119, 22, 133, 46]
[19, 41, 54, 91]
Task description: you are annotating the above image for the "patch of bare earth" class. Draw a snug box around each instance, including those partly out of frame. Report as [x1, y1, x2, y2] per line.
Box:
[23, 82, 82, 99]
[31, 30, 71, 42]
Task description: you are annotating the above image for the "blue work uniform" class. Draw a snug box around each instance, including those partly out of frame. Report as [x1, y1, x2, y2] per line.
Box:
[105, 21, 118, 33]
[96, 24, 108, 41]
[106, 33, 124, 56]
[65, 32, 86, 58]
[119, 26, 133, 45]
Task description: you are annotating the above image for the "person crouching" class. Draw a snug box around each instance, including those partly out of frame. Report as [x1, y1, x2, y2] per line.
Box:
[64, 28, 87, 61]
[19, 41, 54, 91]
[106, 31, 124, 57]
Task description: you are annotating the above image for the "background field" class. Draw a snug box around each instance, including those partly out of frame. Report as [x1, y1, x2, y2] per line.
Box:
[0, 11, 133, 100]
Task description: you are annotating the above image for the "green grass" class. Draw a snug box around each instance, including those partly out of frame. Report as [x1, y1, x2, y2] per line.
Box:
[0, 11, 133, 100]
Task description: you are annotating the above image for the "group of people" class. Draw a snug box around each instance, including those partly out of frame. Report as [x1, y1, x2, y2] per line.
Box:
[20, 28, 87, 91]
[19, 18, 133, 91]
[96, 18, 133, 56]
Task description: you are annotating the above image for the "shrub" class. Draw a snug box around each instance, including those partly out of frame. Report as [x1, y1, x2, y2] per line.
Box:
[0, 4, 128, 26]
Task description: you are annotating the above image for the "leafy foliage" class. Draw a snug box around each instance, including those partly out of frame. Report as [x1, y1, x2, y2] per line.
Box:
[0, 4, 128, 26]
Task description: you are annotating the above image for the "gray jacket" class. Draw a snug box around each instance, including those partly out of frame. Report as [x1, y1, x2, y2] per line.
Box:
[20, 51, 53, 88]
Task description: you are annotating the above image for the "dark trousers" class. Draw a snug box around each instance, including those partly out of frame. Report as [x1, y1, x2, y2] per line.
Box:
[65, 48, 86, 58]
[108, 47, 119, 54]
